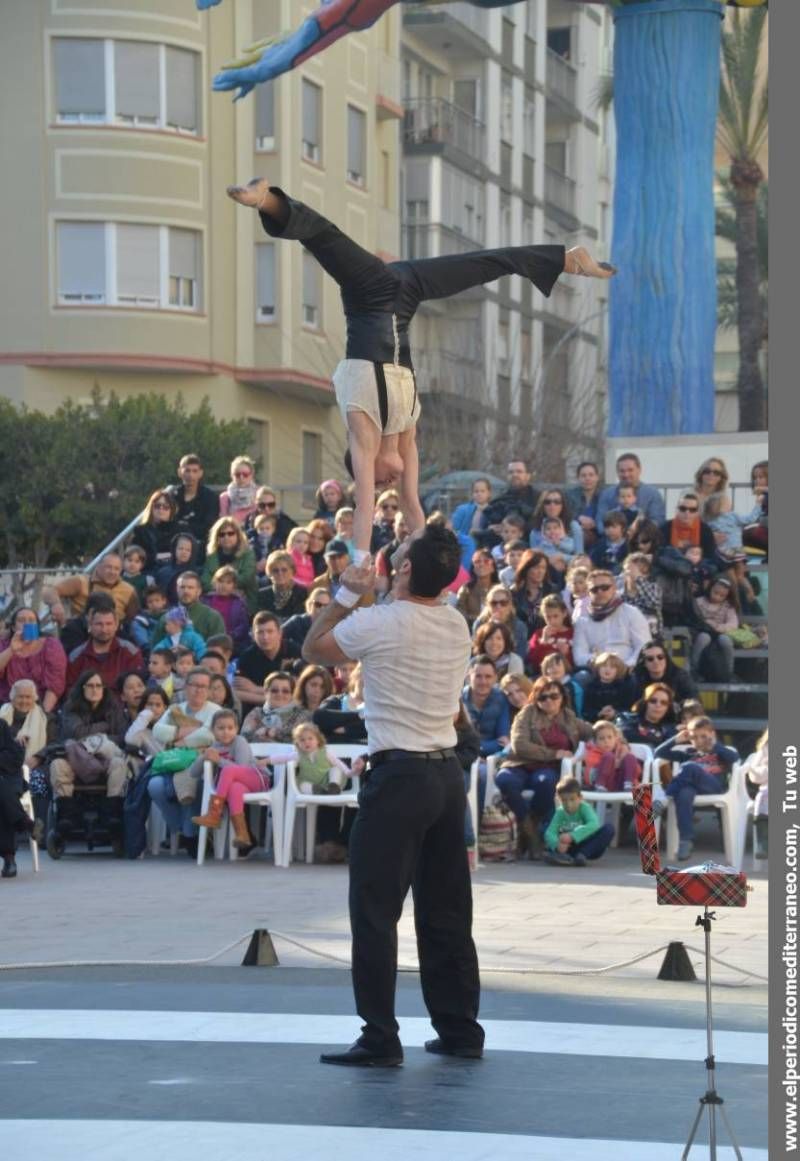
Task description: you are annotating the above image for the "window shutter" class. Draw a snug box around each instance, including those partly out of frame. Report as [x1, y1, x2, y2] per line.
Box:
[302, 250, 319, 309]
[302, 80, 319, 147]
[257, 244, 275, 311]
[169, 228, 198, 279]
[166, 46, 198, 130]
[347, 105, 365, 181]
[116, 224, 160, 300]
[115, 41, 160, 120]
[58, 222, 105, 297]
[256, 81, 275, 140]
[54, 39, 105, 116]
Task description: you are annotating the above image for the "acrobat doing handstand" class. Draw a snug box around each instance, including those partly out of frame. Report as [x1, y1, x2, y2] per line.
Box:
[228, 177, 615, 562]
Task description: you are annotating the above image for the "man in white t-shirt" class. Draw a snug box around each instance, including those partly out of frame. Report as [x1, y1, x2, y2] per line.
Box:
[303, 523, 484, 1067]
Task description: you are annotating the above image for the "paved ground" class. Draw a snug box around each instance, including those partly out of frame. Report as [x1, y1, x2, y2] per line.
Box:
[0, 821, 768, 1159]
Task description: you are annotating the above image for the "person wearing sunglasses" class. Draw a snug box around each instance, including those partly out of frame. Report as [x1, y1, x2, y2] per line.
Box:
[243, 487, 297, 549]
[496, 677, 593, 860]
[471, 585, 528, 659]
[134, 490, 179, 570]
[692, 457, 729, 515]
[219, 455, 260, 525]
[201, 518, 259, 614]
[661, 492, 716, 560]
[631, 639, 697, 703]
[571, 569, 651, 683]
[617, 682, 679, 748]
[370, 490, 402, 555]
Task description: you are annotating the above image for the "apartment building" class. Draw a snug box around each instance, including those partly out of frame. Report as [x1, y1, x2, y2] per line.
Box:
[400, 0, 614, 479]
[0, 0, 402, 516]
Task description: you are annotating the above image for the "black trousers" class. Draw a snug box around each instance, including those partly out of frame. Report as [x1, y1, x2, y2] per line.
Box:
[347, 755, 483, 1050]
[0, 775, 28, 855]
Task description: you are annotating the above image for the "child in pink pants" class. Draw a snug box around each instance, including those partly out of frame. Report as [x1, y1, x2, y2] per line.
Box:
[191, 709, 272, 851]
[583, 721, 642, 792]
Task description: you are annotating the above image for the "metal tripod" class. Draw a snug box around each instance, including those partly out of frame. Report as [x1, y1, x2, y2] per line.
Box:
[682, 908, 743, 1160]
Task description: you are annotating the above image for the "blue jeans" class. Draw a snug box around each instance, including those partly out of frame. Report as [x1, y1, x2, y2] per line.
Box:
[572, 822, 615, 860]
[495, 766, 559, 825]
[147, 775, 203, 839]
[665, 763, 725, 840]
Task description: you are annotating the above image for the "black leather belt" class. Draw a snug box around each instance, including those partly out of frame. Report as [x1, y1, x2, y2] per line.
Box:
[369, 748, 456, 769]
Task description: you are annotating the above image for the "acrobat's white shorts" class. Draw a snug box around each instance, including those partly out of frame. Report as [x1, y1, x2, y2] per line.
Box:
[332, 359, 421, 435]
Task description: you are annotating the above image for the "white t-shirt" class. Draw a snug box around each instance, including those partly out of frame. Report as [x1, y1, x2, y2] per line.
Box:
[333, 600, 471, 754]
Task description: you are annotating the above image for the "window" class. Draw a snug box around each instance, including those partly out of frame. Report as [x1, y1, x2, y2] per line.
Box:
[57, 222, 106, 303]
[523, 92, 536, 157]
[169, 228, 200, 310]
[256, 243, 276, 321]
[302, 79, 321, 163]
[53, 39, 105, 122]
[453, 79, 477, 118]
[547, 27, 572, 60]
[302, 250, 321, 329]
[302, 432, 322, 508]
[55, 221, 202, 311]
[501, 72, 513, 143]
[347, 105, 366, 186]
[255, 80, 275, 150]
[53, 37, 200, 135]
[546, 140, 567, 173]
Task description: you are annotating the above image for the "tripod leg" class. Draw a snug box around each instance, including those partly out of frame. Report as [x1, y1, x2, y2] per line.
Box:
[682, 1101, 707, 1160]
[718, 1102, 743, 1160]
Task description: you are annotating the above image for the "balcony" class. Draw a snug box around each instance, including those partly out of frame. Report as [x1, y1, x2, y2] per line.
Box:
[403, 2, 490, 57]
[544, 165, 579, 231]
[413, 347, 485, 405]
[403, 98, 486, 178]
[401, 220, 482, 261]
[546, 48, 580, 120]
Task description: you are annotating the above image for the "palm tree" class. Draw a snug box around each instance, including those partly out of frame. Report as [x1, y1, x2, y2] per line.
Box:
[716, 174, 767, 336]
[717, 6, 768, 431]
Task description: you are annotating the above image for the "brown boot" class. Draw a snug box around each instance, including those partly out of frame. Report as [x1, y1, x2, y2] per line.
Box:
[230, 812, 254, 850]
[192, 795, 225, 829]
[527, 813, 545, 862]
[517, 814, 534, 861]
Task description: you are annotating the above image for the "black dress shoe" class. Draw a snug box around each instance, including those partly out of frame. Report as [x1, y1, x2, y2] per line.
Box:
[320, 1040, 403, 1068]
[424, 1038, 483, 1059]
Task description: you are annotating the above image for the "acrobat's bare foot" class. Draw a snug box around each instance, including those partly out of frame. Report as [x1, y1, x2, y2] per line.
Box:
[564, 246, 617, 279]
[226, 177, 274, 211]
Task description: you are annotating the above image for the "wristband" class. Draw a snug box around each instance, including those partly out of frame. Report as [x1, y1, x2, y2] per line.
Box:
[334, 586, 361, 609]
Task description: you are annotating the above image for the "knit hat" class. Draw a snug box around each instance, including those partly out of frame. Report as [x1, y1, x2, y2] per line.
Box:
[165, 606, 189, 627]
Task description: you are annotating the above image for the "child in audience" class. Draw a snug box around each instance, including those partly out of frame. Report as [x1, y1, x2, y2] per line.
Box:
[190, 708, 270, 852]
[125, 685, 171, 759]
[590, 511, 629, 574]
[147, 647, 175, 699]
[251, 512, 279, 578]
[620, 552, 663, 638]
[540, 652, 584, 718]
[537, 517, 572, 576]
[564, 564, 590, 618]
[123, 545, 154, 601]
[333, 507, 356, 558]
[692, 575, 739, 680]
[582, 651, 636, 722]
[286, 527, 316, 589]
[206, 634, 237, 680]
[117, 671, 147, 724]
[742, 727, 768, 859]
[172, 645, 196, 696]
[283, 721, 348, 794]
[583, 720, 641, 792]
[493, 514, 528, 566]
[153, 606, 207, 661]
[684, 545, 717, 597]
[543, 775, 614, 866]
[131, 585, 168, 652]
[703, 492, 763, 556]
[201, 566, 250, 654]
[527, 594, 573, 675]
[499, 540, 528, 588]
[652, 715, 739, 860]
[616, 484, 640, 527]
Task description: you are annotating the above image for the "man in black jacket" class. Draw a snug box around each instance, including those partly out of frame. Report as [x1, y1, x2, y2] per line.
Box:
[166, 455, 220, 558]
[478, 459, 541, 547]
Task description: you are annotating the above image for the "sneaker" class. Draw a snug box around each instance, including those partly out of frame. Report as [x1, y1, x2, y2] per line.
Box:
[651, 799, 668, 819]
[545, 850, 574, 866]
[571, 852, 588, 867]
[677, 839, 694, 861]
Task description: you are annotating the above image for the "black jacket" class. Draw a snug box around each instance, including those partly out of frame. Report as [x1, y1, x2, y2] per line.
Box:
[166, 483, 219, 552]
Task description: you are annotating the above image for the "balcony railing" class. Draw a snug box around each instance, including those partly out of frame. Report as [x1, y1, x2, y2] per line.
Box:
[413, 348, 485, 404]
[403, 97, 486, 167]
[544, 165, 577, 217]
[546, 48, 578, 111]
[401, 220, 482, 261]
[404, 1, 489, 44]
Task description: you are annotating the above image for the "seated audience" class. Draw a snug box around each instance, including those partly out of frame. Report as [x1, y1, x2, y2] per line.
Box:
[742, 728, 768, 859]
[693, 457, 730, 518]
[691, 575, 739, 681]
[295, 665, 335, 715]
[742, 461, 768, 553]
[166, 453, 220, 553]
[527, 594, 574, 676]
[218, 455, 259, 525]
[596, 453, 666, 525]
[122, 546, 153, 603]
[286, 527, 316, 590]
[202, 518, 258, 614]
[151, 572, 226, 647]
[155, 533, 201, 604]
[153, 606, 207, 662]
[540, 652, 584, 718]
[66, 606, 144, 692]
[306, 519, 334, 576]
[0, 679, 54, 768]
[471, 585, 528, 658]
[201, 566, 251, 654]
[45, 552, 139, 625]
[582, 720, 641, 793]
[117, 671, 147, 726]
[581, 652, 636, 722]
[257, 551, 309, 621]
[250, 512, 280, 580]
[313, 479, 347, 525]
[130, 585, 169, 653]
[134, 490, 179, 570]
[314, 664, 367, 744]
[499, 673, 534, 721]
[461, 656, 510, 758]
[124, 686, 171, 759]
[312, 539, 354, 602]
[661, 492, 717, 560]
[191, 709, 272, 853]
[617, 682, 678, 748]
[282, 588, 333, 654]
[244, 486, 296, 547]
[456, 550, 499, 628]
[0, 608, 67, 712]
[543, 775, 614, 866]
[234, 612, 300, 708]
[590, 510, 629, 574]
[472, 621, 524, 680]
[241, 670, 309, 744]
[566, 461, 603, 549]
[511, 550, 559, 636]
[572, 570, 650, 678]
[619, 552, 663, 639]
[451, 477, 493, 561]
[529, 488, 584, 555]
[370, 490, 402, 554]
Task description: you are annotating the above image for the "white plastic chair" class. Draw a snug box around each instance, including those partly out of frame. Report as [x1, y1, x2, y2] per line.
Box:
[282, 743, 366, 867]
[578, 743, 654, 847]
[196, 742, 294, 867]
[664, 761, 749, 870]
[21, 765, 39, 873]
[746, 800, 767, 871]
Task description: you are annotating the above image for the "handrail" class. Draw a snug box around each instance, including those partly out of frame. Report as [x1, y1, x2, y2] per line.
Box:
[84, 509, 147, 575]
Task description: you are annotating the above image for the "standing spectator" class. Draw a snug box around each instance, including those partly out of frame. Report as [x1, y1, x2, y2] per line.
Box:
[461, 657, 510, 758]
[257, 551, 309, 621]
[471, 622, 524, 680]
[282, 588, 333, 654]
[511, 550, 559, 636]
[632, 641, 698, 703]
[496, 677, 593, 858]
[596, 453, 666, 526]
[693, 457, 730, 517]
[166, 454, 220, 553]
[244, 486, 296, 548]
[451, 478, 493, 559]
[234, 612, 300, 708]
[456, 550, 499, 628]
[201, 566, 251, 654]
[652, 716, 739, 860]
[662, 492, 717, 560]
[314, 479, 347, 525]
[218, 455, 259, 525]
[566, 461, 603, 549]
[572, 569, 650, 677]
[45, 552, 139, 625]
[65, 607, 144, 692]
[0, 608, 67, 712]
[134, 490, 179, 570]
[529, 489, 584, 555]
[481, 459, 540, 545]
[151, 573, 225, 647]
[202, 518, 258, 614]
[590, 511, 630, 574]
